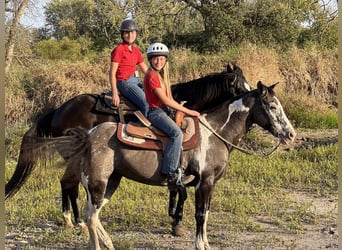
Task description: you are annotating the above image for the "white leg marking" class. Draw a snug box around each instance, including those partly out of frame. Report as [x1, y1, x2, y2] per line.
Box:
[81, 172, 114, 250]
[63, 211, 74, 229]
[203, 211, 210, 249]
[196, 233, 204, 250]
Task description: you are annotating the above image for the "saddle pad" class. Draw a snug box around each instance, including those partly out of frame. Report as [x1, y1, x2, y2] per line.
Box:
[117, 123, 162, 150]
[117, 117, 200, 151]
[125, 117, 197, 142]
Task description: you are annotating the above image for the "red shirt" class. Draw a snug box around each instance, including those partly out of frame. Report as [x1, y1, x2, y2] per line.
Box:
[144, 70, 166, 108]
[111, 42, 144, 81]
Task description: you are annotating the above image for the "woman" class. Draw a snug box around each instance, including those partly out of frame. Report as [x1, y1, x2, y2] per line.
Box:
[109, 19, 149, 116]
[144, 42, 200, 188]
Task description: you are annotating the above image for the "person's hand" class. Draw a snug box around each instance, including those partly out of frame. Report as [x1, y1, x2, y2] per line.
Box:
[188, 110, 200, 117]
[112, 93, 120, 107]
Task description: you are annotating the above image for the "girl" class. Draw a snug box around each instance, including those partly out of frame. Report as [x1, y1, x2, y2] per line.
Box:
[144, 42, 200, 188]
[110, 19, 149, 116]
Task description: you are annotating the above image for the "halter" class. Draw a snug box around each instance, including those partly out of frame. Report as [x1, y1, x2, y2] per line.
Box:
[198, 116, 281, 156]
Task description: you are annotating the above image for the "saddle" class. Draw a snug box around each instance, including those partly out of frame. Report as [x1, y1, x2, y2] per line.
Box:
[94, 92, 137, 122]
[117, 112, 200, 151]
[96, 92, 200, 151]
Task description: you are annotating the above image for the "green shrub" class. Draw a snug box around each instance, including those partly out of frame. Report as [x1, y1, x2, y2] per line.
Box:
[281, 94, 337, 129]
[35, 37, 83, 60]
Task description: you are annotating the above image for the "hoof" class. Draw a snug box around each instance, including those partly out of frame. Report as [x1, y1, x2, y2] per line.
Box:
[64, 222, 74, 230]
[78, 222, 89, 238]
[172, 223, 188, 236]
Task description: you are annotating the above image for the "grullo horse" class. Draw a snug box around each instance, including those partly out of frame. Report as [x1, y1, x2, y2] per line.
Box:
[6, 64, 251, 233]
[21, 81, 295, 249]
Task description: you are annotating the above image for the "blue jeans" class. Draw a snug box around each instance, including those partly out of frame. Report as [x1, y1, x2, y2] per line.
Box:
[147, 107, 183, 175]
[117, 76, 149, 117]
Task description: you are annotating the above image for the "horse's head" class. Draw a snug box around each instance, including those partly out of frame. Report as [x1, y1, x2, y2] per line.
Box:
[226, 63, 252, 95]
[251, 81, 296, 145]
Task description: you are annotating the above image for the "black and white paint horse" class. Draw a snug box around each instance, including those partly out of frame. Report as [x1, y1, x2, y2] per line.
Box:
[23, 81, 295, 249]
[5, 64, 251, 233]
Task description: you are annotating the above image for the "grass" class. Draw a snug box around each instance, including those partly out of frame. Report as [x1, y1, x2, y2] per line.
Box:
[5, 142, 337, 248]
[280, 93, 338, 129]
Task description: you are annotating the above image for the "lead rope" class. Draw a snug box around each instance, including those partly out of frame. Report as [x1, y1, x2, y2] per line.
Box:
[198, 116, 280, 156]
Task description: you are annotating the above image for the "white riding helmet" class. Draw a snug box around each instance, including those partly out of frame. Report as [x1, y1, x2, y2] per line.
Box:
[147, 42, 169, 60]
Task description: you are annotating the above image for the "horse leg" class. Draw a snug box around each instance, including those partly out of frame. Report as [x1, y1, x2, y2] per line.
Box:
[171, 187, 188, 236]
[87, 198, 114, 250]
[195, 180, 214, 250]
[60, 168, 76, 229]
[60, 167, 85, 231]
[85, 173, 122, 250]
[168, 190, 177, 218]
[69, 183, 90, 236]
[83, 175, 115, 250]
[104, 173, 122, 200]
[61, 186, 73, 229]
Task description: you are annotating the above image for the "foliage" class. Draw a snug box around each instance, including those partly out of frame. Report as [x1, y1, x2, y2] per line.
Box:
[43, 0, 125, 50]
[44, 0, 94, 40]
[298, 17, 338, 50]
[5, 123, 30, 161]
[281, 94, 338, 129]
[31, 0, 338, 53]
[243, 1, 300, 49]
[35, 37, 93, 60]
[5, 42, 338, 129]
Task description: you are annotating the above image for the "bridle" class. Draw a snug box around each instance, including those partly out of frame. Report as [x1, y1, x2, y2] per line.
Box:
[198, 116, 281, 157]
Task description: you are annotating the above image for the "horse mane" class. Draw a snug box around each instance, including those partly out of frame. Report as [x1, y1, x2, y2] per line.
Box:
[171, 72, 236, 111]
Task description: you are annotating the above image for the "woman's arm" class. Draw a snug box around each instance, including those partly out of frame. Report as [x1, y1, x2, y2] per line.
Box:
[154, 88, 200, 117]
[138, 62, 148, 74]
[109, 62, 120, 106]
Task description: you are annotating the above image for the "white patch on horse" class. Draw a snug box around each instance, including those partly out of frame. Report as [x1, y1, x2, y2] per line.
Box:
[244, 82, 252, 91]
[196, 115, 212, 176]
[88, 126, 98, 135]
[195, 210, 210, 249]
[203, 211, 210, 247]
[81, 172, 93, 218]
[267, 97, 295, 137]
[220, 98, 249, 130]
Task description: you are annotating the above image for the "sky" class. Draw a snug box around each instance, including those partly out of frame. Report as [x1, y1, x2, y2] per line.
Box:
[20, 0, 49, 28]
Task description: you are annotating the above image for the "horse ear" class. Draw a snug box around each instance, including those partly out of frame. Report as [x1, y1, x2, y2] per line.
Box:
[257, 81, 268, 98]
[270, 82, 279, 90]
[226, 63, 233, 73]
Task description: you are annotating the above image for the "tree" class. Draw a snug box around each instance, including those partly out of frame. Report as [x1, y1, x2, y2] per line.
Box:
[5, 0, 30, 72]
[43, 0, 125, 50]
[44, 0, 94, 40]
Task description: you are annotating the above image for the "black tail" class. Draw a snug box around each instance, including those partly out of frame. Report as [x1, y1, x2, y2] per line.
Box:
[5, 123, 41, 199]
[6, 110, 57, 199]
[5, 123, 91, 199]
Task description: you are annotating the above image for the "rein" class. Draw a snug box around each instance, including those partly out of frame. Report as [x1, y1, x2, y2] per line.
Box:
[198, 116, 280, 156]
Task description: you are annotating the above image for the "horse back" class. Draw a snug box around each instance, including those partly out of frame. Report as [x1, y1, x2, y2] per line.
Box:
[50, 94, 117, 136]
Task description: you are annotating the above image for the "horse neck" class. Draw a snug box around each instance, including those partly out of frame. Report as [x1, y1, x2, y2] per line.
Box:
[171, 74, 234, 111]
[204, 94, 256, 144]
